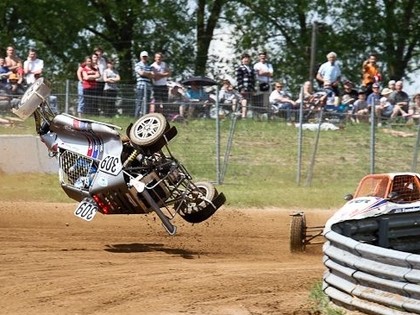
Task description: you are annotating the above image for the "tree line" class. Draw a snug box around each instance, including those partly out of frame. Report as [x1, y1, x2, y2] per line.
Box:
[0, 0, 418, 94]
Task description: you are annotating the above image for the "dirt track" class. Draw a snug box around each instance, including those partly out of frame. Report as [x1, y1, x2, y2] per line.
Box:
[0, 202, 334, 315]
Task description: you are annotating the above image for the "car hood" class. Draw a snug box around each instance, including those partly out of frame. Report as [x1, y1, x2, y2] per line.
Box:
[324, 197, 420, 231]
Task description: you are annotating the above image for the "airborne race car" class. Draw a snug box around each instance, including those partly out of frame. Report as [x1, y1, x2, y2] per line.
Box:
[12, 78, 226, 235]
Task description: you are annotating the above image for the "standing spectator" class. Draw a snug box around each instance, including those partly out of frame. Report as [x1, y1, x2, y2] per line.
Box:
[94, 46, 107, 109]
[134, 51, 154, 117]
[362, 53, 382, 97]
[151, 52, 171, 113]
[76, 60, 85, 117]
[23, 48, 44, 86]
[253, 51, 273, 92]
[0, 57, 12, 88]
[94, 46, 107, 76]
[5, 46, 23, 84]
[316, 52, 341, 95]
[102, 59, 121, 117]
[236, 53, 255, 118]
[81, 56, 100, 116]
[389, 80, 410, 120]
[269, 81, 296, 125]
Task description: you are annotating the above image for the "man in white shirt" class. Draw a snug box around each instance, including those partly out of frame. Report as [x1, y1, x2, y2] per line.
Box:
[316, 51, 341, 95]
[23, 48, 44, 85]
[253, 51, 273, 92]
[151, 52, 171, 113]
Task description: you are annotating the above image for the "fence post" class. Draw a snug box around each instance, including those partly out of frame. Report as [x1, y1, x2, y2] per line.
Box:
[65, 79, 70, 114]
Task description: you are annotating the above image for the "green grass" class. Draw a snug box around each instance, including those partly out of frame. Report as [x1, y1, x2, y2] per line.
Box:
[1, 114, 419, 209]
[309, 281, 346, 315]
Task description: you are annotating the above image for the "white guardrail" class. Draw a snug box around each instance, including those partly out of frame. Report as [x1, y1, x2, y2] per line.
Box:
[323, 211, 420, 314]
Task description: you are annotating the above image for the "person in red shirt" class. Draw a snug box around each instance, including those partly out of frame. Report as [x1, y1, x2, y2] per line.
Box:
[81, 56, 100, 116]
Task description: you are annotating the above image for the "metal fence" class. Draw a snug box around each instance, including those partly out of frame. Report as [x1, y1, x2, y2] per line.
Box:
[323, 211, 420, 314]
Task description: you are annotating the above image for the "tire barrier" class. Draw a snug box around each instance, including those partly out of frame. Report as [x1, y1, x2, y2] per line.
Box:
[323, 211, 420, 314]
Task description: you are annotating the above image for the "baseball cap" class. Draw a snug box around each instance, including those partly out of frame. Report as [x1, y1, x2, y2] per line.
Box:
[372, 83, 380, 88]
[140, 51, 149, 57]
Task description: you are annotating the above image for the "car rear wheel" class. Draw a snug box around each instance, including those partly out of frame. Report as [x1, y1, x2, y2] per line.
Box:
[178, 181, 218, 223]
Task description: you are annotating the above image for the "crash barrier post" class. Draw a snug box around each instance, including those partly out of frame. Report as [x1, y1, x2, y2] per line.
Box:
[323, 211, 420, 314]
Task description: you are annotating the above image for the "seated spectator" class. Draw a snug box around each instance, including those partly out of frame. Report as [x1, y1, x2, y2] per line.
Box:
[340, 80, 358, 104]
[295, 80, 314, 105]
[168, 83, 188, 121]
[389, 80, 410, 120]
[269, 81, 296, 124]
[219, 79, 246, 118]
[366, 82, 381, 110]
[180, 82, 211, 119]
[0, 57, 12, 88]
[405, 93, 420, 125]
[375, 96, 394, 127]
[352, 90, 368, 123]
[388, 80, 396, 91]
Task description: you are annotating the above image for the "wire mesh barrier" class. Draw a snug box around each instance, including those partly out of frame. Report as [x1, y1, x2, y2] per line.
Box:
[2, 79, 420, 189]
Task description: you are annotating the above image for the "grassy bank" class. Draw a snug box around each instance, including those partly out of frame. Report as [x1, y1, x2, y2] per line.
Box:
[1, 115, 418, 209]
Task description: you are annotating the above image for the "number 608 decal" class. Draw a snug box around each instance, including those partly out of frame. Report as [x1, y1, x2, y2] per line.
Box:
[99, 155, 122, 175]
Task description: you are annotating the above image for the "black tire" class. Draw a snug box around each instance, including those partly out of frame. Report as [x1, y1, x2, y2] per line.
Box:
[179, 181, 218, 223]
[290, 214, 306, 252]
[129, 113, 169, 147]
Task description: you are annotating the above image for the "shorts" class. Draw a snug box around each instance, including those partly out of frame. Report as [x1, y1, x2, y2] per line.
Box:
[153, 85, 168, 103]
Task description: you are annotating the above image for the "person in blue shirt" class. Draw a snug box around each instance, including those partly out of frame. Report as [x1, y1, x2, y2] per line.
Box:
[134, 51, 154, 117]
[180, 82, 211, 118]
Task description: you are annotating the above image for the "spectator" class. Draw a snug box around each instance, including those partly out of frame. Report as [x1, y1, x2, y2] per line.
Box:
[388, 80, 396, 91]
[93, 46, 107, 110]
[405, 93, 420, 125]
[316, 51, 341, 95]
[134, 51, 154, 117]
[76, 60, 85, 117]
[269, 81, 296, 125]
[362, 53, 382, 96]
[81, 56, 100, 115]
[8, 72, 25, 96]
[253, 51, 273, 92]
[23, 48, 44, 85]
[181, 81, 211, 118]
[366, 82, 381, 110]
[102, 59, 121, 117]
[5, 46, 23, 84]
[0, 57, 12, 88]
[351, 90, 368, 123]
[168, 83, 188, 121]
[219, 79, 246, 118]
[151, 52, 171, 113]
[340, 80, 358, 117]
[375, 96, 394, 127]
[389, 80, 410, 120]
[236, 53, 255, 117]
[341, 80, 358, 102]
